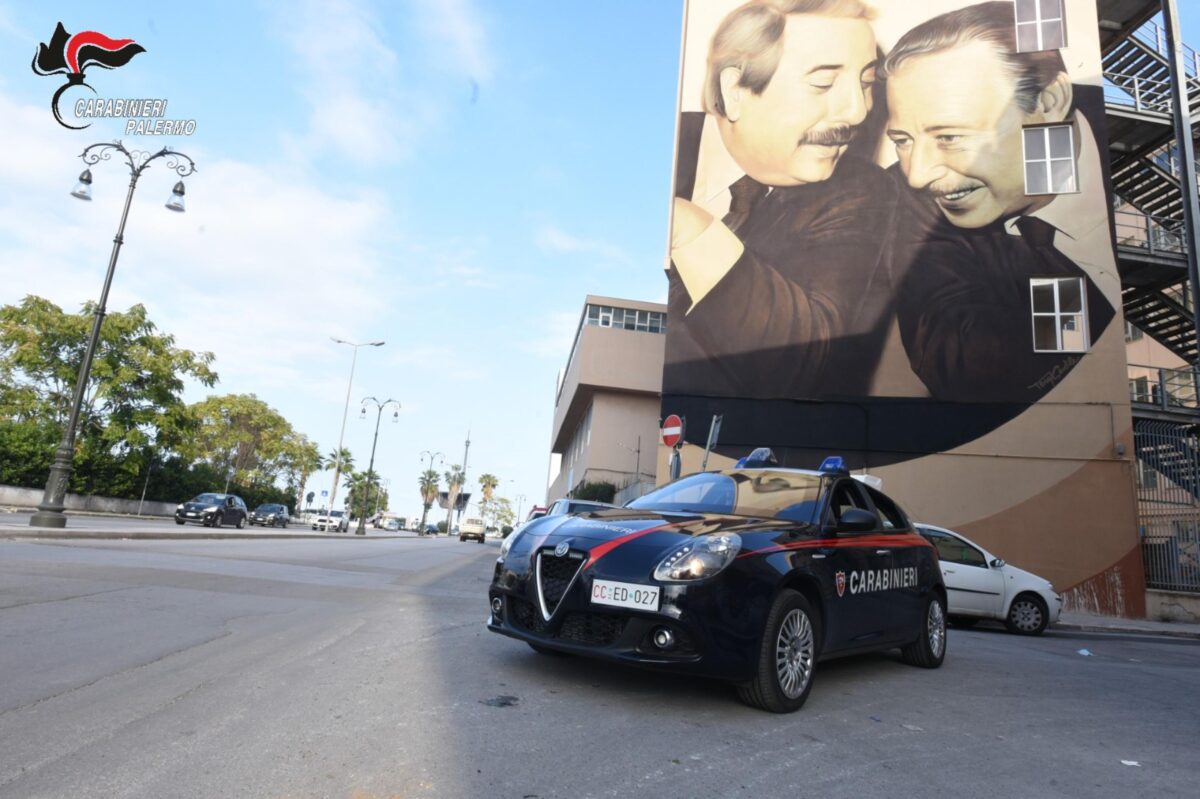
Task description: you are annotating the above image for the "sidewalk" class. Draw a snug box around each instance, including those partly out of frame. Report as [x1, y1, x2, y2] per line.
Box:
[1056, 610, 1200, 640]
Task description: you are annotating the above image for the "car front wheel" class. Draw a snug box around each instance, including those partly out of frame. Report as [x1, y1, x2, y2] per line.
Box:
[737, 589, 819, 713]
[209, 512, 222, 528]
[1005, 594, 1049, 635]
[175, 518, 185, 525]
[901, 594, 947, 668]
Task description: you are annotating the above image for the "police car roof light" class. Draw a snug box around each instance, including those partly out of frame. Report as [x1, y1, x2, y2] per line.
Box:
[819, 456, 848, 474]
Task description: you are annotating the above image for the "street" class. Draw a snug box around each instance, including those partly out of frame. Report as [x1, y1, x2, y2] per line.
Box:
[1, 535, 1197, 799]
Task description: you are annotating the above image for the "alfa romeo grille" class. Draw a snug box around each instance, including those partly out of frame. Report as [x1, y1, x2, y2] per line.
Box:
[536, 549, 584, 620]
[559, 612, 626, 646]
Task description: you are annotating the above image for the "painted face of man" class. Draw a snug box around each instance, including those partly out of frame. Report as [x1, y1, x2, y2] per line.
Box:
[887, 40, 1053, 229]
[720, 14, 877, 187]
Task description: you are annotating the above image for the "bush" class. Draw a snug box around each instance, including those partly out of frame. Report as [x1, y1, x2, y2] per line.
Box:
[573, 480, 617, 503]
[501, 524, 514, 537]
[436, 521, 447, 533]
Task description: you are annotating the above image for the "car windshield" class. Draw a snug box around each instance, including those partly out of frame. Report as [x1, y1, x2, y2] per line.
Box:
[330, 511, 344, 518]
[627, 471, 824, 523]
[256, 505, 277, 512]
[191, 493, 225, 504]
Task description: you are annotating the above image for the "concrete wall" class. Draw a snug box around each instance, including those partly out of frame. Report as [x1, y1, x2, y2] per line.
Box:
[1146, 589, 1200, 623]
[0, 485, 176, 517]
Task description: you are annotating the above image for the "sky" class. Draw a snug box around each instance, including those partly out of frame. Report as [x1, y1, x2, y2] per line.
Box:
[2, 1, 1199, 522]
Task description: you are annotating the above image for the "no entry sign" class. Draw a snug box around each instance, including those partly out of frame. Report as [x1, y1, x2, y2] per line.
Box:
[661, 414, 683, 448]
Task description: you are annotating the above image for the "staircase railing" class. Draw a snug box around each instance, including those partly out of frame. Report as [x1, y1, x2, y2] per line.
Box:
[1115, 208, 1188, 257]
[1130, 17, 1200, 78]
[1105, 71, 1175, 114]
[1129, 363, 1200, 410]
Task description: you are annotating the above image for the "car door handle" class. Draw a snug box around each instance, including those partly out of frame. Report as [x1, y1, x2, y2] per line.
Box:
[812, 547, 836, 559]
[944, 568, 956, 574]
[874, 549, 891, 556]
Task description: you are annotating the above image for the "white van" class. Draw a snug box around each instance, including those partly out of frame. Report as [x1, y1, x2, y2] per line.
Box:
[458, 517, 486, 543]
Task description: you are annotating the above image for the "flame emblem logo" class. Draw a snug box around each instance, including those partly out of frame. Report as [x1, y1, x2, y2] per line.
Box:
[32, 22, 146, 129]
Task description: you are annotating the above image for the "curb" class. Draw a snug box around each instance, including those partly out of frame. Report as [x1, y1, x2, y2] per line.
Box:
[2, 531, 410, 541]
[1053, 621, 1200, 641]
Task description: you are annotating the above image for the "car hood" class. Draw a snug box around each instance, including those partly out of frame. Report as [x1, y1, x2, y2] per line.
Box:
[1000, 562, 1056, 591]
[510, 509, 791, 571]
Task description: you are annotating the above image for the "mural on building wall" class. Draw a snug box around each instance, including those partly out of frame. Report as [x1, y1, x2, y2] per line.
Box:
[664, 0, 1123, 469]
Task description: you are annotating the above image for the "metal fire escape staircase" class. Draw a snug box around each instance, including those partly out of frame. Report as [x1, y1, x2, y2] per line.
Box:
[1103, 5, 1200, 362]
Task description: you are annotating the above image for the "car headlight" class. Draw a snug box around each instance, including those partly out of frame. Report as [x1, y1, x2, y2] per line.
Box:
[499, 528, 525, 558]
[203, 505, 218, 512]
[176, 504, 183, 510]
[653, 533, 741, 582]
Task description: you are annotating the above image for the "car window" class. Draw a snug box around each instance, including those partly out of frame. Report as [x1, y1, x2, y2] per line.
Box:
[628, 471, 823, 522]
[865, 486, 907, 530]
[826, 480, 871, 526]
[923, 530, 987, 568]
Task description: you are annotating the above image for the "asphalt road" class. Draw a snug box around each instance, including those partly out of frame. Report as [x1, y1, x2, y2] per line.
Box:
[1, 536, 1197, 799]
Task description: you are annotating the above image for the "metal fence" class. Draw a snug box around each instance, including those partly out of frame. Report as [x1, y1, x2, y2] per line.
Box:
[1114, 209, 1187, 257]
[1129, 364, 1200, 410]
[1134, 420, 1200, 593]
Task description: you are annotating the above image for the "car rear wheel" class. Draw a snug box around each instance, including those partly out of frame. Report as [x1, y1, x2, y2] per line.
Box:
[236, 515, 245, 529]
[901, 594, 947, 668]
[736, 590, 819, 713]
[1005, 594, 1049, 636]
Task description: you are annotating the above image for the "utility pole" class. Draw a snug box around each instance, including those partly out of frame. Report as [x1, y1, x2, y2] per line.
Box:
[458, 428, 471, 530]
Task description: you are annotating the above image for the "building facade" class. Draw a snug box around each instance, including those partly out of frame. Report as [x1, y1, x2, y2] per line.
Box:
[546, 297, 666, 504]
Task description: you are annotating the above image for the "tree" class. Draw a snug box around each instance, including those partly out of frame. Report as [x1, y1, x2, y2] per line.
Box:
[478, 473, 499, 520]
[418, 468, 440, 534]
[444, 464, 466, 529]
[280, 435, 322, 513]
[344, 468, 384, 517]
[488, 496, 515, 530]
[0, 295, 217, 495]
[182, 394, 294, 493]
[324, 446, 354, 511]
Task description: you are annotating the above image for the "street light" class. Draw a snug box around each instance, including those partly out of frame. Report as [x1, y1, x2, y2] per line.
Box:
[419, 450, 444, 533]
[515, 493, 526, 524]
[30, 142, 196, 528]
[327, 338, 384, 526]
[355, 396, 399, 535]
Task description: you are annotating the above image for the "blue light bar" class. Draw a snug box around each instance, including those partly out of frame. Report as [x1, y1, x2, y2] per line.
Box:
[819, 456, 847, 473]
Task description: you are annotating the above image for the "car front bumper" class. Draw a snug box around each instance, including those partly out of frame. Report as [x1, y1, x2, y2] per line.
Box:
[487, 559, 764, 682]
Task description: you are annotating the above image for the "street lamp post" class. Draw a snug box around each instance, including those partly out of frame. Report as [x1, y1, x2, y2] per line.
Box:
[419, 450, 443, 534]
[356, 397, 399, 535]
[515, 493, 526, 525]
[327, 338, 383, 526]
[30, 142, 196, 528]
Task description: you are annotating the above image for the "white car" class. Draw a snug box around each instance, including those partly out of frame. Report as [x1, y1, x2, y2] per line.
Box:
[312, 510, 349, 533]
[916, 524, 1062, 635]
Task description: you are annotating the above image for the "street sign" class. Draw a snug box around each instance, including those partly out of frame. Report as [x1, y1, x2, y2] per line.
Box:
[662, 414, 683, 448]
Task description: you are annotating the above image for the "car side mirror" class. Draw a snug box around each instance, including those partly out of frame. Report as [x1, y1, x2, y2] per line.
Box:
[990, 558, 1006, 568]
[837, 508, 878, 533]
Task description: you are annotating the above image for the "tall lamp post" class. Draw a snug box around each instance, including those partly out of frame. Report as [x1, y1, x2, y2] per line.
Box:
[419, 450, 443, 533]
[31, 142, 196, 528]
[327, 338, 384, 524]
[356, 397, 399, 535]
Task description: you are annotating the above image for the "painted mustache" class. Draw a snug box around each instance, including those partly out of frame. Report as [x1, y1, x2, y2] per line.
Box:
[798, 125, 857, 147]
[924, 181, 985, 202]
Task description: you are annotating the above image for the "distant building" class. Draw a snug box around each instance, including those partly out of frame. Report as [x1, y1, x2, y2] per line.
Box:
[546, 296, 666, 504]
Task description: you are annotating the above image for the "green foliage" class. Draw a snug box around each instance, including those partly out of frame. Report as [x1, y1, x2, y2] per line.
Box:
[436, 520, 447, 533]
[182, 394, 295, 489]
[0, 295, 216, 496]
[501, 525, 514, 537]
[574, 481, 617, 503]
[344, 469, 386, 516]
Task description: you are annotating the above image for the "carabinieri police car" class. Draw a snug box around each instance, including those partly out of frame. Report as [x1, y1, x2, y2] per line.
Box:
[487, 453, 946, 712]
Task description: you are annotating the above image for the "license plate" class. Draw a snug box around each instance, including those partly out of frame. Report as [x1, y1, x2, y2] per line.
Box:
[591, 579, 660, 611]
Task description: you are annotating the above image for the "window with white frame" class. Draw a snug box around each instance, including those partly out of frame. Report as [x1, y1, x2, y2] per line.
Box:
[1024, 125, 1077, 194]
[1030, 277, 1089, 352]
[1014, 0, 1065, 52]
[583, 304, 667, 334]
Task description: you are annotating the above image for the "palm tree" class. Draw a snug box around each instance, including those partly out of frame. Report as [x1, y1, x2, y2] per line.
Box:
[418, 469, 440, 535]
[344, 469, 381, 518]
[288, 437, 323, 512]
[325, 447, 353, 512]
[444, 464, 466, 532]
[478, 473, 499, 523]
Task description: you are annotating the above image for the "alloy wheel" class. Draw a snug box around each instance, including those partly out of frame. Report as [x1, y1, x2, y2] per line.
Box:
[928, 599, 946, 658]
[775, 608, 814, 699]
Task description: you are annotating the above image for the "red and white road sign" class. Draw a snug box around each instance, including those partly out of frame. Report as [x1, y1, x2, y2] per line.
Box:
[661, 414, 683, 448]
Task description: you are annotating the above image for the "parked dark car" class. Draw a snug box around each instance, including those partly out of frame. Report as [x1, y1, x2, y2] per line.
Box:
[249, 503, 290, 528]
[175, 493, 249, 528]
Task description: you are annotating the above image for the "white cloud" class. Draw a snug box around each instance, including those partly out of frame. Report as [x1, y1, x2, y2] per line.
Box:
[535, 225, 630, 263]
[519, 309, 581, 361]
[412, 0, 493, 82]
[0, 90, 405, 410]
